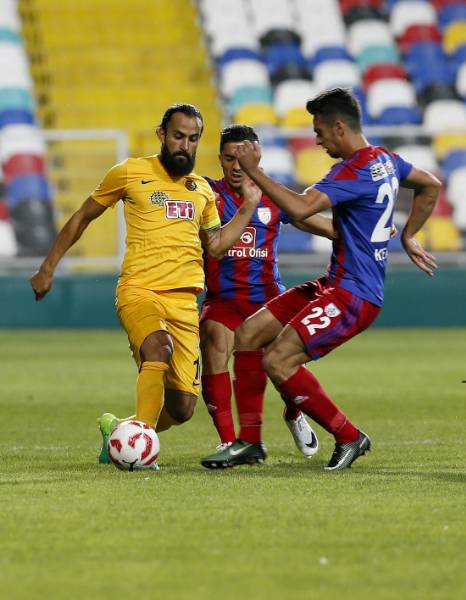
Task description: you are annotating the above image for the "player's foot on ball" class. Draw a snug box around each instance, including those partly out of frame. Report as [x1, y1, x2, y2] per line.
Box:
[285, 412, 319, 457]
[201, 439, 267, 469]
[97, 412, 118, 464]
[325, 431, 371, 471]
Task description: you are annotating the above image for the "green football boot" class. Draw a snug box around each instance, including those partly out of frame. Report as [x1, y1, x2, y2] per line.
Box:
[201, 438, 267, 469]
[97, 412, 118, 464]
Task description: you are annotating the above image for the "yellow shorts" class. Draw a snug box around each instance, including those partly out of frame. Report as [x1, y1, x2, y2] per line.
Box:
[116, 286, 200, 396]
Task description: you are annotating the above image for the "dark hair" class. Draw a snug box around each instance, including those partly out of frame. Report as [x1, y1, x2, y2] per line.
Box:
[219, 124, 259, 151]
[306, 88, 362, 132]
[159, 103, 204, 133]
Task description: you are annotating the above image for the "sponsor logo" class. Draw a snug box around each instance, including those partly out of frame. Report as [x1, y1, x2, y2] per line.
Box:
[226, 226, 269, 259]
[374, 248, 388, 262]
[324, 303, 341, 318]
[141, 179, 157, 184]
[149, 191, 169, 206]
[292, 395, 309, 405]
[166, 200, 195, 220]
[229, 446, 248, 456]
[370, 163, 388, 181]
[257, 206, 272, 225]
[185, 178, 197, 191]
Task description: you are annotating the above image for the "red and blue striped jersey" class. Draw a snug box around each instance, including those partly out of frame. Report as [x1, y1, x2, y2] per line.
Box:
[314, 145, 413, 306]
[204, 177, 289, 303]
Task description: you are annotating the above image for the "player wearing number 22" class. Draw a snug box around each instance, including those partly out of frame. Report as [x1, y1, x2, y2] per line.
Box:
[204, 87, 441, 471]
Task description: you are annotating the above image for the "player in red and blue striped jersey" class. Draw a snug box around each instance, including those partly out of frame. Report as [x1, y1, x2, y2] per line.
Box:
[200, 125, 335, 464]
[203, 89, 441, 470]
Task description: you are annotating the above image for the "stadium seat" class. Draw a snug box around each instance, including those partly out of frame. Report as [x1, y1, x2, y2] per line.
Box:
[452, 63, 466, 103]
[263, 43, 306, 77]
[218, 48, 262, 67]
[312, 234, 333, 253]
[260, 146, 295, 185]
[311, 46, 352, 70]
[229, 85, 273, 114]
[393, 144, 439, 173]
[357, 44, 400, 73]
[427, 216, 462, 251]
[442, 149, 466, 179]
[433, 132, 466, 159]
[0, 108, 35, 127]
[8, 197, 56, 256]
[446, 165, 466, 208]
[390, 1, 437, 38]
[443, 21, 466, 54]
[347, 20, 393, 57]
[405, 41, 453, 92]
[273, 79, 317, 117]
[422, 99, 466, 133]
[438, 4, 466, 30]
[0, 202, 17, 257]
[313, 59, 360, 93]
[295, 147, 336, 185]
[249, 0, 296, 39]
[366, 78, 417, 119]
[417, 82, 459, 110]
[295, 0, 346, 57]
[220, 59, 269, 97]
[377, 106, 421, 125]
[398, 24, 442, 54]
[0, 0, 21, 31]
[278, 223, 313, 253]
[343, 6, 389, 27]
[234, 103, 278, 126]
[0, 87, 35, 112]
[0, 124, 46, 163]
[363, 63, 408, 90]
[6, 174, 51, 209]
[281, 106, 313, 128]
[3, 154, 45, 181]
[0, 43, 33, 89]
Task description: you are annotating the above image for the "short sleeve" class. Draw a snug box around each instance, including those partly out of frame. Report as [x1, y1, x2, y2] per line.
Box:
[200, 188, 221, 231]
[392, 153, 413, 181]
[91, 161, 128, 208]
[280, 210, 291, 224]
[314, 174, 360, 206]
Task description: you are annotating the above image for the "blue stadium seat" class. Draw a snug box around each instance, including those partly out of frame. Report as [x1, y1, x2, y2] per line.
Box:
[218, 48, 262, 67]
[442, 149, 466, 179]
[6, 174, 51, 209]
[310, 46, 352, 70]
[278, 224, 312, 253]
[264, 43, 306, 76]
[376, 106, 421, 125]
[0, 87, 35, 111]
[438, 4, 466, 30]
[0, 108, 34, 127]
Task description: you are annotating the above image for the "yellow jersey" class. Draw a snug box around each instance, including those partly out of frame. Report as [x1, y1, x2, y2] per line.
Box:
[91, 155, 220, 292]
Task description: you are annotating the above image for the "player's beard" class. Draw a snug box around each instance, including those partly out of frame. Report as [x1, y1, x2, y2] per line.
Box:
[160, 144, 196, 177]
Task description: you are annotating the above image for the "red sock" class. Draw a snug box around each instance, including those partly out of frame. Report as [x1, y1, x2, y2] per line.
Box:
[233, 350, 267, 443]
[278, 366, 359, 443]
[282, 394, 301, 421]
[201, 372, 236, 444]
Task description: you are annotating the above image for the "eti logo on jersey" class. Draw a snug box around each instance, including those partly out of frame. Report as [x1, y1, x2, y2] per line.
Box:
[166, 200, 195, 220]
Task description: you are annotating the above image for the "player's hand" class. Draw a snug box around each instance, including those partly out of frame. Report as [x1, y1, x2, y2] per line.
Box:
[30, 268, 53, 301]
[241, 175, 262, 210]
[390, 224, 398, 239]
[401, 235, 437, 277]
[234, 140, 261, 172]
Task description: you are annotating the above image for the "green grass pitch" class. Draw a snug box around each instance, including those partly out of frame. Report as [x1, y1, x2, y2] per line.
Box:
[1, 328, 465, 600]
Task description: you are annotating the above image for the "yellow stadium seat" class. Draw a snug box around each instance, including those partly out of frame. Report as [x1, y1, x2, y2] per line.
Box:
[295, 147, 337, 186]
[443, 22, 466, 55]
[234, 103, 278, 126]
[427, 217, 462, 251]
[280, 107, 312, 128]
[432, 132, 466, 159]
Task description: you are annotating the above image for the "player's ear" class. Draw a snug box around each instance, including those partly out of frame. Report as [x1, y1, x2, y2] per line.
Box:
[334, 120, 345, 137]
[156, 126, 165, 144]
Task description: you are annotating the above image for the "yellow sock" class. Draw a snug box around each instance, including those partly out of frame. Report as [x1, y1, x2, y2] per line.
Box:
[156, 406, 181, 432]
[136, 361, 168, 427]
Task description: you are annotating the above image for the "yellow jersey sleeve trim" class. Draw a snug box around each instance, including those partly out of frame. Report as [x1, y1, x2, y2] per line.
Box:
[201, 216, 221, 231]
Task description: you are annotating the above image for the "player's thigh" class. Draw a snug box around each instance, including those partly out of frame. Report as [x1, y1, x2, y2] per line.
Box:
[116, 288, 167, 369]
[200, 319, 235, 374]
[235, 306, 285, 350]
[164, 294, 201, 397]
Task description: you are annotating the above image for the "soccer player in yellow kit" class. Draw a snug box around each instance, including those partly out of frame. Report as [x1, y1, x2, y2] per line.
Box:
[30, 104, 261, 466]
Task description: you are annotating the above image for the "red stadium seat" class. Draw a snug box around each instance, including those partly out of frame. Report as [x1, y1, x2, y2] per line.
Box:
[398, 24, 442, 54]
[3, 154, 45, 181]
[432, 0, 465, 11]
[363, 64, 407, 90]
[339, 0, 384, 16]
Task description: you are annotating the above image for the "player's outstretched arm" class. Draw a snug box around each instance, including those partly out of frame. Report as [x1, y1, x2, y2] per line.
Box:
[400, 166, 441, 277]
[234, 140, 331, 219]
[293, 214, 336, 239]
[201, 177, 261, 259]
[31, 197, 107, 300]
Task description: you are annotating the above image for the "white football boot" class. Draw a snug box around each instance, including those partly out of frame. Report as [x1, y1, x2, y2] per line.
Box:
[285, 412, 319, 457]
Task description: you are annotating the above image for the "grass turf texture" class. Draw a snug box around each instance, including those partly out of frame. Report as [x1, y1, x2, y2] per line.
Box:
[1, 328, 465, 600]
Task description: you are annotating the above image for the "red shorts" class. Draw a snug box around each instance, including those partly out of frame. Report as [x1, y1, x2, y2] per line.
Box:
[200, 297, 264, 332]
[266, 277, 380, 360]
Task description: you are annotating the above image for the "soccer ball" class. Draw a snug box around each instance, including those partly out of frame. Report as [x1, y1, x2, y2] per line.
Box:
[108, 420, 160, 471]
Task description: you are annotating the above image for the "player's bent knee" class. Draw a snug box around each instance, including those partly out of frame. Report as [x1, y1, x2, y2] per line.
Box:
[165, 391, 197, 423]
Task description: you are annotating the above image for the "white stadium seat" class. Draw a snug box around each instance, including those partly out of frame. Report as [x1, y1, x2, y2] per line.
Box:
[249, 0, 296, 38]
[260, 146, 295, 177]
[393, 145, 439, 174]
[0, 220, 18, 257]
[313, 60, 360, 94]
[0, 0, 21, 31]
[295, 0, 346, 57]
[423, 100, 466, 134]
[390, 0, 437, 38]
[455, 62, 466, 100]
[367, 78, 416, 119]
[446, 166, 466, 209]
[347, 20, 394, 57]
[0, 42, 33, 89]
[220, 59, 269, 97]
[0, 125, 46, 163]
[273, 79, 317, 116]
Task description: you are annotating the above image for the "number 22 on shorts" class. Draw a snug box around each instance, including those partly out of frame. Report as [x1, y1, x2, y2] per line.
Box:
[300, 303, 341, 336]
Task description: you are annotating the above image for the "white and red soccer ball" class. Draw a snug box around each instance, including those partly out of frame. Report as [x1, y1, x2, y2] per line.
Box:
[108, 420, 160, 471]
